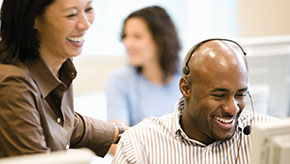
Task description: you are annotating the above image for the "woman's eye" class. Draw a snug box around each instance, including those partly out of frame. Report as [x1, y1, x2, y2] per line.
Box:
[85, 7, 94, 12]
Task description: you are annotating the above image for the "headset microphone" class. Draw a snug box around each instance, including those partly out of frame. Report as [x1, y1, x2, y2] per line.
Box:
[243, 125, 251, 135]
[242, 91, 255, 135]
[235, 91, 255, 164]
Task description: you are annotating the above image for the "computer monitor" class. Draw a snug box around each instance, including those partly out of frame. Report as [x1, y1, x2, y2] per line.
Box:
[246, 52, 290, 117]
[239, 36, 290, 117]
[250, 118, 290, 164]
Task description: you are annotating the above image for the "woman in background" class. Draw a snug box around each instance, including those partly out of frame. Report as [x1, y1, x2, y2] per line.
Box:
[106, 6, 181, 126]
[0, 0, 122, 157]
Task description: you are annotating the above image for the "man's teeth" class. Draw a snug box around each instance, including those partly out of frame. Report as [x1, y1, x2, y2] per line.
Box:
[215, 116, 233, 124]
[67, 36, 84, 42]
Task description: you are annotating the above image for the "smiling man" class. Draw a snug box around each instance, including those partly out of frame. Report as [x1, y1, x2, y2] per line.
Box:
[112, 39, 276, 164]
[180, 39, 249, 146]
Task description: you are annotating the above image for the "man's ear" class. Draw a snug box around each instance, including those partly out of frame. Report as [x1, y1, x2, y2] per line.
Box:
[179, 77, 191, 100]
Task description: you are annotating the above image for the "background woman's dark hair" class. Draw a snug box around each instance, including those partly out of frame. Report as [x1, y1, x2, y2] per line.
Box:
[121, 6, 181, 82]
[0, 0, 54, 62]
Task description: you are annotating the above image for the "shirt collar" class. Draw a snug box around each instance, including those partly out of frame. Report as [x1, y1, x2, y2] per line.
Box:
[173, 97, 247, 145]
[25, 57, 76, 98]
[173, 97, 184, 134]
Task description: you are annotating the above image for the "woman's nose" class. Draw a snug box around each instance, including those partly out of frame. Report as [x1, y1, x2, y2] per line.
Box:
[77, 13, 92, 30]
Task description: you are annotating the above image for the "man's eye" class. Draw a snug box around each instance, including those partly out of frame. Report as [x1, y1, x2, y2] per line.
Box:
[236, 94, 247, 97]
[212, 94, 224, 98]
[67, 14, 77, 18]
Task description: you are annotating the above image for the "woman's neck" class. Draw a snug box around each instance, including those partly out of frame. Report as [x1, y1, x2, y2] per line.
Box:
[142, 62, 172, 86]
[40, 53, 65, 78]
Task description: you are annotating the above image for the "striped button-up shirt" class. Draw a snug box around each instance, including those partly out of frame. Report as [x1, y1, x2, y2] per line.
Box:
[113, 98, 276, 164]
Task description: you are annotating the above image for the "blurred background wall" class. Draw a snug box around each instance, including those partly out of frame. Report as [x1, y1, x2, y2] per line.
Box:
[1, 1, 289, 162]
[1, 0, 289, 56]
[239, 0, 290, 37]
[1, 0, 290, 118]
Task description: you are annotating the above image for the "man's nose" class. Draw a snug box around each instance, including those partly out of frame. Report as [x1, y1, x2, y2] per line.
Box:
[222, 97, 239, 116]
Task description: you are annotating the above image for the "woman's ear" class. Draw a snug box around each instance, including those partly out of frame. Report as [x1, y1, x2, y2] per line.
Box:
[179, 77, 191, 100]
[34, 17, 39, 30]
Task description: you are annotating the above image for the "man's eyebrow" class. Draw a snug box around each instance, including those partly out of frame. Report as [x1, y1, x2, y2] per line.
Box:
[210, 87, 248, 93]
[211, 88, 229, 93]
[237, 87, 248, 92]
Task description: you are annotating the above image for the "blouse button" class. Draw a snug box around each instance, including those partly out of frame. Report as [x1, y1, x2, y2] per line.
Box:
[56, 117, 61, 123]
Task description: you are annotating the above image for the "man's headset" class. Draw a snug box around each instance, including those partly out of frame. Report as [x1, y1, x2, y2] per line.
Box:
[183, 38, 254, 135]
[183, 38, 247, 75]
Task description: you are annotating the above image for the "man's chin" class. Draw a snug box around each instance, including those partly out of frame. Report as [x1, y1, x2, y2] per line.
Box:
[214, 130, 236, 142]
[218, 135, 234, 142]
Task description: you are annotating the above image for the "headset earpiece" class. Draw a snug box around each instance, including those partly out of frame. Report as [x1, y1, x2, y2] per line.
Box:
[183, 65, 190, 75]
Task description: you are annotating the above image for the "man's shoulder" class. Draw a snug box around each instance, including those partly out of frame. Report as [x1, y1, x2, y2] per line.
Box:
[240, 110, 279, 123]
[137, 113, 173, 129]
[122, 113, 175, 137]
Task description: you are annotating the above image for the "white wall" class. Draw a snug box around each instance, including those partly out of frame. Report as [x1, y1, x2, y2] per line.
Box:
[84, 0, 238, 58]
[239, 0, 290, 37]
[0, 0, 238, 57]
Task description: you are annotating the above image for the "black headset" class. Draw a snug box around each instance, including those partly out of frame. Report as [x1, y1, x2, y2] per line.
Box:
[182, 38, 247, 76]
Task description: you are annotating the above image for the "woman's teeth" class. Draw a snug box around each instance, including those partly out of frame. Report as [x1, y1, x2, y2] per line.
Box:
[67, 36, 84, 43]
[215, 116, 233, 124]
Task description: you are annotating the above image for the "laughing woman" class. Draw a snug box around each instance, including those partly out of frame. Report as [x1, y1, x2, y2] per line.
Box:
[0, 0, 122, 157]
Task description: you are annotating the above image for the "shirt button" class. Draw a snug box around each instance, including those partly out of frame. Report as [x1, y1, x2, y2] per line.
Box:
[56, 117, 61, 123]
[66, 144, 70, 150]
